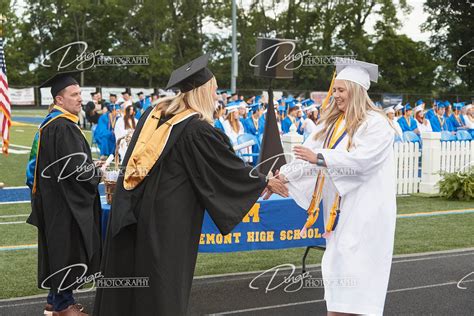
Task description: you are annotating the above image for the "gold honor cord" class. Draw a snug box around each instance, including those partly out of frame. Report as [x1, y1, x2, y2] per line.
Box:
[300, 114, 345, 238]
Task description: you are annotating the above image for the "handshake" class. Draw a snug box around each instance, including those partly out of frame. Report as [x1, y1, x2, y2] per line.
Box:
[261, 170, 289, 200]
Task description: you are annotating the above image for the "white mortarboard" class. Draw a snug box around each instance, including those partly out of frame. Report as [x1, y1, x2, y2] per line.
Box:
[335, 58, 378, 90]
[226, 105, 240, 114]
[394, 102, 404, 111]
[384, 106, 395, 114]
[414, 105, 423, 113]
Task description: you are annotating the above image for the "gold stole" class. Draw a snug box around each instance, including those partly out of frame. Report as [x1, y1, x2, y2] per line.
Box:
[123, 108, 198, 190]
[252, 116, 259, 130]
[301, 114, 346, 238]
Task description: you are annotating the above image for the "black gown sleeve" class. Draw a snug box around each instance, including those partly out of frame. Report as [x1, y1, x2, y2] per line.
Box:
[178, 123, 267, 235]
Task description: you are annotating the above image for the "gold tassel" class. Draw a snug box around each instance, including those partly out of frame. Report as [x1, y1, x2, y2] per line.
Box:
[321, 70, 336, 111]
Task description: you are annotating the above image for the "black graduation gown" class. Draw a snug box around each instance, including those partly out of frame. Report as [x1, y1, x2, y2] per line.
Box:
[27, 118, 102, 292]
[93, 108, 267, 316]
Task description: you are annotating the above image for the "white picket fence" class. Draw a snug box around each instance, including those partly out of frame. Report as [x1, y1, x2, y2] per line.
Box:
[394, 137, 474, 195]
[394, 142, 422, 195]
[439, 140, 473, 174]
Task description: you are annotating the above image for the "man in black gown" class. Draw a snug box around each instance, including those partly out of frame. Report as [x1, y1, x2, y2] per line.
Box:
[93, 54, 288, 315]
[27, 71, 102, 316]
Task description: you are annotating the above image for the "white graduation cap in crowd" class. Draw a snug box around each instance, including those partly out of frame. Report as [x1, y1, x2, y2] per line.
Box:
[394, 102, 404, 111]
[226, 105, 240, 114]
[383, 106, 395, 114]
[414, 105, 423, 113]
[335, 58, 379, 90]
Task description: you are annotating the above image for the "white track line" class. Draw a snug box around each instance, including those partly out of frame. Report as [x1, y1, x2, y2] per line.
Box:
[0, 221, 25, 225]
[0, 214, 29, 218]
[209, 279, 474, 315]
[0, 201, 30, 205]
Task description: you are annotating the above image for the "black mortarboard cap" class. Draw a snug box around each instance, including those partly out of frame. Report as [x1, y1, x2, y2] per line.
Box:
[110, 93, 117, 97]
[122, 89, 130, 95]
[165, 53, 214, 92]
[137, 91, 144, 96]
[39, 70, 82, 98]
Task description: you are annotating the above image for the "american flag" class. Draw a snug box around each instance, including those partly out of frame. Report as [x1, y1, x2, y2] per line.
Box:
[0, 37, 11, 155]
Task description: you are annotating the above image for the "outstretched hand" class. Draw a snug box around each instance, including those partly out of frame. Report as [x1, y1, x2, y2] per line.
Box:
[261, 170, 289, 200]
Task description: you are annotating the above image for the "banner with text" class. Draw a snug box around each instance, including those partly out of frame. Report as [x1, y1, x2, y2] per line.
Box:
[198, 195, 325, 252]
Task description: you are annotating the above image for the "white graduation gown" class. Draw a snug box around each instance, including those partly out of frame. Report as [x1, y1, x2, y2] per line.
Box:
[392, 118, 403, 138]
[415, 118, 432, 133]
[280, 111, 397, 315]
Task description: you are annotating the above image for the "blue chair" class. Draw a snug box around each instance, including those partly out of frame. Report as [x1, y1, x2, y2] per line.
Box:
[237, 133, 260, 164]
[441, 131, 456, 141]
[402, 131, 421, 144]
[456, 130, 472, 141]
[394, 134, 403, 143]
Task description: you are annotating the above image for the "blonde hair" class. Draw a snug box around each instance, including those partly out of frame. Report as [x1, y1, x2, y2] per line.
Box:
[155, 76, 217, 123]
[226, 111, 240, 133]
[314, 80, 392, 148]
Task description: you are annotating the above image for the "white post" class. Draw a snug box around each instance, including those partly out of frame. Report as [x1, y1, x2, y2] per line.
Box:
[419, 132, 442, 194]
[281, 124, 304, 156]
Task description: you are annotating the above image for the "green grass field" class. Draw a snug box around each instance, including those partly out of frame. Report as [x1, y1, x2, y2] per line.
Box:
[0, 109, 473, 299]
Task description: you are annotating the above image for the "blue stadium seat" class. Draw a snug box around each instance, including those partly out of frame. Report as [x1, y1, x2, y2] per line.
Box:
[456, 130, 472, 141]
[441, 131, 456, 141]
[402, 131, 421, 144]
[237, 133, 260, 164]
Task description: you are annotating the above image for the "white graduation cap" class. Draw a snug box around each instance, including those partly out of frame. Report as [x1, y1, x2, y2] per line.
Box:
[384, 106, 395, 114]
[226, 105, 240, 114]
[238, 101, 248, 108]
[335, 58, 379, 90]
[414, 105, 423, 113]
[394, 102, 404, 111]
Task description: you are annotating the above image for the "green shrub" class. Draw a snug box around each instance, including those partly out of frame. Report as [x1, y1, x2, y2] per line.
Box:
[438, 166, 474, 201]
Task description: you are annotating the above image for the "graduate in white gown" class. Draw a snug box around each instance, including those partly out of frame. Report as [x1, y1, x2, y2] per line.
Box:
[383, 106, 403, 138]
[279, 59, 397, 316]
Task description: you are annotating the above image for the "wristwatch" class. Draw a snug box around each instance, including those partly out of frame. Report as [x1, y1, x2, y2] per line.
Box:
[316, 153, 326, 167]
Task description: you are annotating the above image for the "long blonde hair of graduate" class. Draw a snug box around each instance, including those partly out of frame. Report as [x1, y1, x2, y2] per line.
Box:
[155, 76, 217, 123]
[314, 80, 391, 147]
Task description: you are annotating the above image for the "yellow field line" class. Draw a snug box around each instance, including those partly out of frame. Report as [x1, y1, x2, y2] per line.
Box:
[11, 121, 37, 127]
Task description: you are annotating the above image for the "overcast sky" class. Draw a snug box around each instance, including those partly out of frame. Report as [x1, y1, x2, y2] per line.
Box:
[12, 0, 431, 42]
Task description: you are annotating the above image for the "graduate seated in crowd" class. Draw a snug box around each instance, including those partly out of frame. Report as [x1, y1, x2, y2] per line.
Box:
[428, 100, 450, 132]
[300, 101, 320, 138]
[134, 91, 152, 120]
[243, 102, 265, 137]
[384, 106, 404, 138]
[394, 102, 403, 121]
[222, 103, 245, 145]
[397, 103, 419, 134]
[463, 104, 474, 130]
[414, 105, 432, 133]
[447, 102, 467, 132]
[281, 98, 300, 134]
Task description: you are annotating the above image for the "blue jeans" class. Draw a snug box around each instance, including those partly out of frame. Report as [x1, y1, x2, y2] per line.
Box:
[47, 289, 75, 311]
